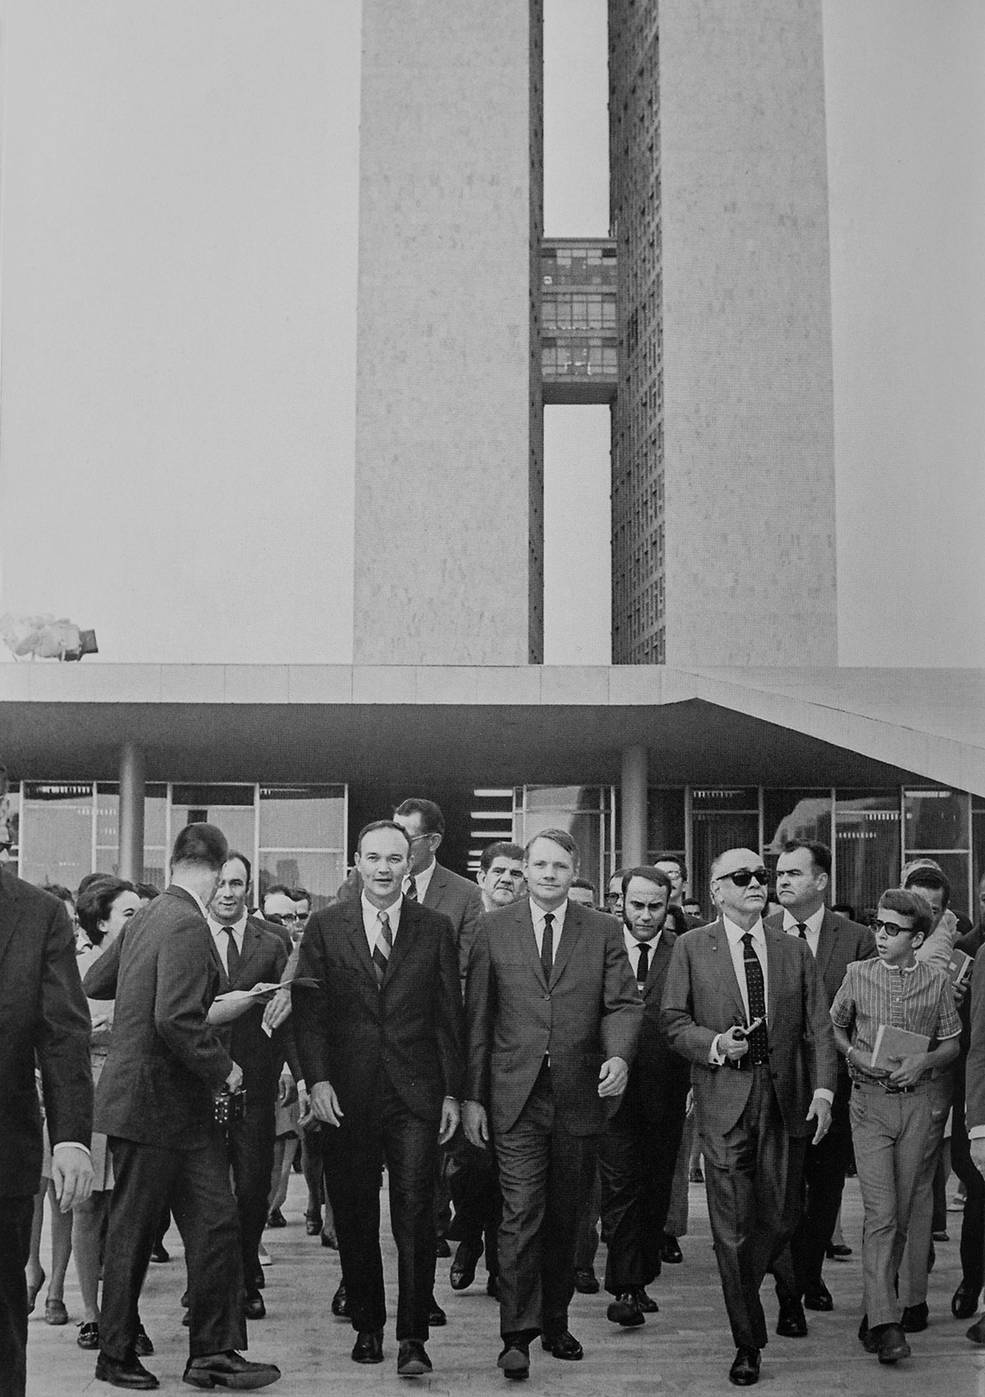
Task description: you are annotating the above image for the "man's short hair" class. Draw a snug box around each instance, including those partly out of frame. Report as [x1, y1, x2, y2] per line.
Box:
[292, 886, 312, 905]
[781, 840, 832, 877]
[621, 865, 673, 898]
[394, 798, 445, 836]
[224, 850, 252, 888]
[571, 877, 597, 896]
[77, 871, 112, 898]
[903, 865, 950, 907]
[76, 876, 136, 941]
[42, 883, 75, 906]
[171, 822, 228, 872]
[524, 827, 579, 863]
[878, 887, 933, 941]
[264, 883, 293, 902]
[135, 882, 160, 901]
[357, 819, 412, 854]
[480, 841, 524, 873]
[654, 853, 687, 879]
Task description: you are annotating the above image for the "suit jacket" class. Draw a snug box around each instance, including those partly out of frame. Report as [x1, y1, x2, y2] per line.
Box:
[338, 862, 483, 983]
[660, 919, 837, 1139]
[465, 898, 643, 1137]
[764, 908, 875, 1092]
[614, 927, 690, 1125]
[963, 939, 985, 1130]
[208, 917, 299, 1117]
[83, 885, 234, 1149]
[293, 897, 465, 1126]
[0, 868, 93, 1196]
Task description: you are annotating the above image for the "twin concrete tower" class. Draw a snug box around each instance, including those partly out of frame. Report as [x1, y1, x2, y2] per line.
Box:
[354, 0, 837, 669]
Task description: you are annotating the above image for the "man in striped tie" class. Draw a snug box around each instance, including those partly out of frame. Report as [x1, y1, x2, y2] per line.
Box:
[293, 821, 465, 1379]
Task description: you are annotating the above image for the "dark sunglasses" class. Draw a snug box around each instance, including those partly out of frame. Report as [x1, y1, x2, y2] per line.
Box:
[719, 867, 769, 888]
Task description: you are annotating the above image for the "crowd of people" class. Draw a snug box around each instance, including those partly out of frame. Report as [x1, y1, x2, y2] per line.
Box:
[3, 794, 985, 1394]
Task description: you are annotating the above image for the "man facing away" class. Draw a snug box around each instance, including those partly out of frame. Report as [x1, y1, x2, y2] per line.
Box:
[463, 829, 642, 1380]
[293, 821, 464, 1379]
[84, 823, 280, 1392]
[661, 847, 836, 1388]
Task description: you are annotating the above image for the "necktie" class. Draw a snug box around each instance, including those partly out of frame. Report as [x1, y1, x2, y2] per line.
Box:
[540, 912, 555, 982]
[404, 877, 418, 902]
[740, 932, 769, 1063]
[796, 922, 808, 939]
[373, 910, 392, 987]
[224, 927, 241, 982]
[635, 940, 650, 988]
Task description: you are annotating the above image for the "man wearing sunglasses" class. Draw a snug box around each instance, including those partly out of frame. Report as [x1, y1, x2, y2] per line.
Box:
[661, 848, 836, 1388]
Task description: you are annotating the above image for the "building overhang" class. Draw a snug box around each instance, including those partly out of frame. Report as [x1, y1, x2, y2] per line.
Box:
[0, 664, 982, 795]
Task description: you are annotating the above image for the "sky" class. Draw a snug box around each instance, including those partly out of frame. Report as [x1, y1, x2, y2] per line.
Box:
[1, 1, 982, 667]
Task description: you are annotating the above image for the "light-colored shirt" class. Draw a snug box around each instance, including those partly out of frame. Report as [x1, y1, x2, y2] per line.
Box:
[623, 926, 662, 982]
[406, 858, 437, 904]
[723, 915, 769, 1022]
[208, 914, 247, 975]
[830, 955, 960, 1083]
[782, 905, 825, 957]
[530, 898, 569, 959]
[361, 891, 403, 956]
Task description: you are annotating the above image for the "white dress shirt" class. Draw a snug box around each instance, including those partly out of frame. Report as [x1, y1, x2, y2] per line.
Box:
[723, 915, 769, 1022]
[406, 859, 436, 903]
[361, 892, 403, 956]
[623, 926, 662, 982]
[782, 905, 825, 958]
[530, 898, 568, 958]
[208, 913, 247, 974]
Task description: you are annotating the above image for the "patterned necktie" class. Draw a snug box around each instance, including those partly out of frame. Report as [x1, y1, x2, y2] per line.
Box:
[373, 910, 393, 987]
[635, 940, 650, 989]
[404, 877, 418, 902]
[224, 928, 241, 982]
[740, 932, 769, 1063]
[796, 922, 808, 939]
[541, 912, 555, 981]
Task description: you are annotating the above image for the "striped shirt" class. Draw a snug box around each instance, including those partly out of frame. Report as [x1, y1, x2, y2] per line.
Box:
[830, 957, 960, 1083]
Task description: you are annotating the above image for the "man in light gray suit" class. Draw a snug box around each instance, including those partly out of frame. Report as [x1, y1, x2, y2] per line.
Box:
[661, 847, 836, 1388]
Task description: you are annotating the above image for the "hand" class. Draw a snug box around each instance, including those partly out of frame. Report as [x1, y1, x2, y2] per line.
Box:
[462, 1100, 489, 1148]
[971, 1138, 985, 1178]
[277, 1070, 296, 1106]
[889, 1052, 929, 1089]
[297, 1082, 310, 1122]
[225, 1062, 244, 1092]
[598, 1056, 629, 1098]
[953, 980, 970, 1009]
[806, 1094, 832, 1145]
[262, 986, 292, 1032]
[438, 1097, 460, 1145]
[309, 1080, 344, 1128]
[51, 1146, 94, 1212]
[719, 1026, 750, 1062]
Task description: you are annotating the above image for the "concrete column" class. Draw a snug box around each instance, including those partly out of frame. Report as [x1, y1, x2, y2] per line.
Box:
[620, 744, 648, 867]
[118, 741, 146, 883]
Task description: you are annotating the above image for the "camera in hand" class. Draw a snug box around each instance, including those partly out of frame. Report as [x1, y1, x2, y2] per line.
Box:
[213, 1087, 247, 1125]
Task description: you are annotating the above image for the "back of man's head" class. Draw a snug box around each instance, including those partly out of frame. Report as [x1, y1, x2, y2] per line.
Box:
[171, 822, 228, 873]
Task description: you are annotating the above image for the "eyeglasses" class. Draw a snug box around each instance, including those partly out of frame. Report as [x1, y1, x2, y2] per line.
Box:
[282, 912, 308, 923]
[873, 919, 913, 935]
[716, 868, 769, 888]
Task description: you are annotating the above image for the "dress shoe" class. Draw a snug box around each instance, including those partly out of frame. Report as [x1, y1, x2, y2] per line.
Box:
[933, 1229, 949, 1242]
[351, 1330, 384, 1365]
[45, 1296, 69, 1325]
[396, 1340, 432, 1377]
[776, 1298, 808, 1338]
[149, 1244, 170, 1264]
[304, 1210, 321, 1236]
[966, 1316, 985, 1344]
[330, 1283, 349, 1318]
[134, 1324, 154, 1358]
[901, 1301, 928, 1332]
[728, 1346, 760, 1386]
[634, 1287, 658, 1313]
[952, 1281, 980, 1319]
[825, 1242, 852, 1260]
[78, 1321, 100, 1349]
[435, 1237, 451, 1258]
[94, 1353, 159, 1390]
[449, 1239, 482, 1290]
[873, 1322, 911, 1363]
[265, 1208, 287, 1229]
[497, 1338, 530, 1381]
[428, 1296, 447, 1326]
[320, 1229, 337, 1249]
[26, 1268, 45, 1315]
[541, 1328, 583, 1360]
[486, 1274, 500, 1299]
[183, 1350, 281, 1388]
[243, 1294, 266, 1320]
[607, 1292, 645, 1327]
[858, 1315, 879, 1354]
[803, 1282, 833, 1312]
[689, 1165, 704, 1183]
[661, 1234, 683, 1264]
[573, 1267, 599, 1294]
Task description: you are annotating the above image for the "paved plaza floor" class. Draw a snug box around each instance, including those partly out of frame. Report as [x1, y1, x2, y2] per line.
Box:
[25, 1173, 985, 1396]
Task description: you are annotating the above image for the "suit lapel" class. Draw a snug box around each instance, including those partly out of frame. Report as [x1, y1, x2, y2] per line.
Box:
[764, 928, 780, 1026]
[550, 901, 583, 987]
[815, 910, 838, 986]
[519, 902, 547, 989]
[644, 931, 674, 999]
[207, 929, 228, 989]
[236, 921, 263, 985]
[343, 902, 378, 986]
[385, 898, 417, 982]
[422, 865, 446, 911]
[0, 869, 20, 974]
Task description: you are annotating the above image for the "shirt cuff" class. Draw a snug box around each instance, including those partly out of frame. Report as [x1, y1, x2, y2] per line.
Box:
[812, 1089, 835, 1105]
[52, 1142, 92, 1159]
[969, 1125, 985, 1140]
[709, 1035, 726, 1065]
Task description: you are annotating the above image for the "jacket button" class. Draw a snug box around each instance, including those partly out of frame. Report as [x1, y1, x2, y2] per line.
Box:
[544, 994, 551, 1001]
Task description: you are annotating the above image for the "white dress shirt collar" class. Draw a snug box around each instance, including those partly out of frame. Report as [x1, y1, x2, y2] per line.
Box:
[723, 914, 765, 948]
[407, 858, 437, 903]
[361, 891, 403, 954]
[530, 898, 568, 952]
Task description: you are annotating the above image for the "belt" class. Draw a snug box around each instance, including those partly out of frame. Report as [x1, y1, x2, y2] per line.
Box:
[853, 1079, 920, 1096]
[727, 1058, 770, 1072]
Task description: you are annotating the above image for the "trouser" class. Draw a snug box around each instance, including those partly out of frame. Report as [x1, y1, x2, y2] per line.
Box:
[574, 1154, 600, 1272]
[774, 1081, 853, 1297]
[599, 1094, 687, 1292]
[227, 1109, 276, 1298]
[494, 1061, 596, 1337]
[850, 1081, 946, 1327]
[101, 1135, 246, 1361]
[0, 1195, 34, 1397]
[951, 1093, 985, 1294]
[701, 1065, 805, 1351]
[321, 1074, 437, 1341]
[447, 1136, 501, 1277]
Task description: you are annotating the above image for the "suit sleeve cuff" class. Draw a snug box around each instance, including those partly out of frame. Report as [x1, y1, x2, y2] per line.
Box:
[52, 1142, 92, 1159]
[969, 1125, 985, 1139]
[812, 1089, 835, 1105]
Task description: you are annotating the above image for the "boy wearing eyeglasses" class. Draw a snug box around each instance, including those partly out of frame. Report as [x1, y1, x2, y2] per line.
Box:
[830, 887, 960, 1365]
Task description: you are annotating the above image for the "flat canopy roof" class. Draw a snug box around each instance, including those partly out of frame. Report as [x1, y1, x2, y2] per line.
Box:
[1, 664, 983, 795]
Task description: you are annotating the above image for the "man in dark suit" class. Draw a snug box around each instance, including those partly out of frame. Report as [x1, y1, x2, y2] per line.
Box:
[661, 846, 836, 1388]
[949, 873, 985, 1333]
[599, 866, 690, 1328]
[765, 840, 875, 1312]
[84, 823, 280, 1393]
[463, 828, 642, 1380]
[293, 820, 464, 1379]
[391, 798, 484, 983]
[206, 852, 300, 1319]
[0, 864, 93, 1397]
